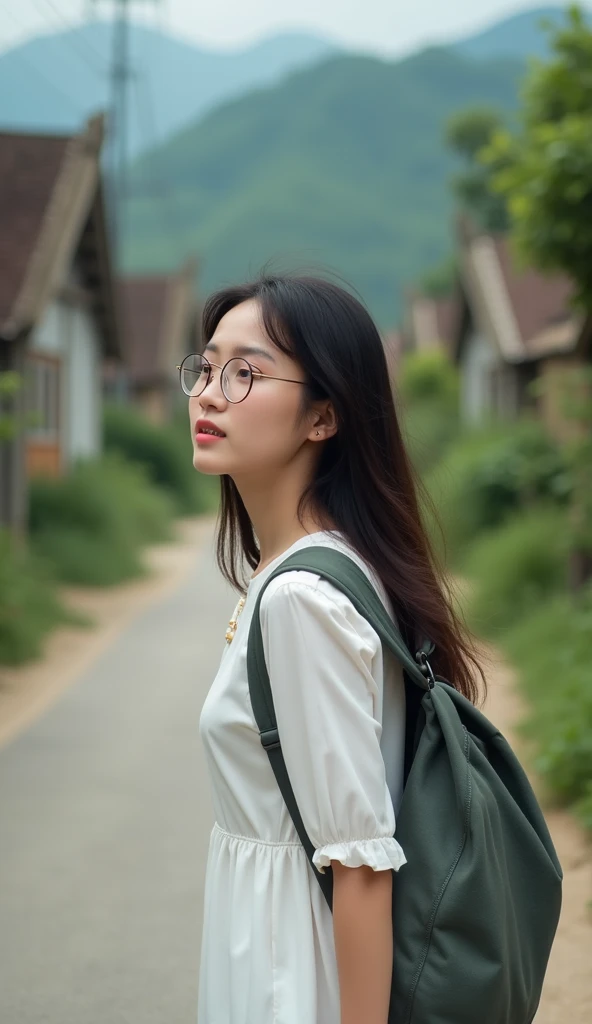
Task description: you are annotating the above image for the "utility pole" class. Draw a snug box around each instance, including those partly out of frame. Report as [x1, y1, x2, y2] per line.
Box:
[90, 0, 160, 254]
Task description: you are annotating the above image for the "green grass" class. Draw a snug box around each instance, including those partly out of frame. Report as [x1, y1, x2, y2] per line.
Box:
[425, 418, 570, 568]
[29, 454, 175, 587]
[421, 413, 591, 835]
[0, 531, 74, 665]
[462, 505, 570, 638]
[502, 583, 592, 831]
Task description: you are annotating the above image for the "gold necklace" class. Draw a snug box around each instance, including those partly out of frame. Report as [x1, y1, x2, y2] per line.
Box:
[225, 597, 246, 644]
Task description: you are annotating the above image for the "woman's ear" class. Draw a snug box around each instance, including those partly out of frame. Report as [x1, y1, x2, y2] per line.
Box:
[308, 400, 338, 442]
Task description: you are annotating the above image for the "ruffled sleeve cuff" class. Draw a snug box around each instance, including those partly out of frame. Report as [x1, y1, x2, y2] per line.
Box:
[312, 836, 407, 874]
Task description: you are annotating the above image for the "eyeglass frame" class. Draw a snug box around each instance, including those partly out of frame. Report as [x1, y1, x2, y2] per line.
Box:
[176, 352, 307, 403]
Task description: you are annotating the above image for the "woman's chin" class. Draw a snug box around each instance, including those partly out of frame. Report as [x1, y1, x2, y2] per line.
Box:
[193, 451, 226, 475]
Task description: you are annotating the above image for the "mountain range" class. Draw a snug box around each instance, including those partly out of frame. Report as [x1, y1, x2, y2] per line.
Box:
[0, 24, 336, 156]
[0, 7, 585, 156]
[123, 46, 524, 327]
[1, 5, 588, 327]
[453, 5, 583, 60]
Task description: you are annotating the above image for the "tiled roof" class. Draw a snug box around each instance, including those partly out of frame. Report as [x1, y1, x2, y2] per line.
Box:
[492, 236, 578, 357]
[118, 275, 171, 385]
[0, 131, 68, 329]
[456, 217, 584, 362]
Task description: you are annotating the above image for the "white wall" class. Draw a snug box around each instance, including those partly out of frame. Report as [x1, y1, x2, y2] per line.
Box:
[65, 304, 102, 462]
[29, 297, 103, 466]
[459, 328, 498, 425]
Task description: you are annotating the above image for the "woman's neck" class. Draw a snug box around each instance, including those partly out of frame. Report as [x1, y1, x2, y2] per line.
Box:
[232, 467, 334, 577]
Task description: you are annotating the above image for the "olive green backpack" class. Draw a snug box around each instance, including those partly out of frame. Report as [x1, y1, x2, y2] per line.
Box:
[246, 546, 563, 1024]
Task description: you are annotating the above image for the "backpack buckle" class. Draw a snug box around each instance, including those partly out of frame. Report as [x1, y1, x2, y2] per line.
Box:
[260, 728, 281, 751]
[416, 651, 436, 690]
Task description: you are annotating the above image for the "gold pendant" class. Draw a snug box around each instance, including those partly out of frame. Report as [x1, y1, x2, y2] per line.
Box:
[225, 597, 246, 644]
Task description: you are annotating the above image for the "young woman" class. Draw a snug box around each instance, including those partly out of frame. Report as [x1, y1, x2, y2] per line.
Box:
[182, 275, 486, 1024]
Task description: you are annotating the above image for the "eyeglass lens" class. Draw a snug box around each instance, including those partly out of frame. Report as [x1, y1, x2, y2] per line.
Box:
[181, 354, 253, 403]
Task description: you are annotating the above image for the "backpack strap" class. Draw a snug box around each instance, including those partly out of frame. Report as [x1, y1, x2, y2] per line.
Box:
[246, 545, 435, 910]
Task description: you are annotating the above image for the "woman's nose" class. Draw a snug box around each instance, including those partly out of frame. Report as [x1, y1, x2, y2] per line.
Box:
[198, 368, 226, 408]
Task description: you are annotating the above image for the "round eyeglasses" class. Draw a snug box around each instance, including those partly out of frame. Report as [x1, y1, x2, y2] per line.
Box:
[176, 353, 306, 404]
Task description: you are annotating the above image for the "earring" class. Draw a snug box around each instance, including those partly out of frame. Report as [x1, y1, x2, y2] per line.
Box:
[315, 430, 320, 436]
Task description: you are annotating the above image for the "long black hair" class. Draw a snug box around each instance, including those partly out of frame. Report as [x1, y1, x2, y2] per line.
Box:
[201, 274, 487, 704]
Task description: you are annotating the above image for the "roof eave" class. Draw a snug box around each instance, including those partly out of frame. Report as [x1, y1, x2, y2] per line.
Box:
[1, 114, 108, 342]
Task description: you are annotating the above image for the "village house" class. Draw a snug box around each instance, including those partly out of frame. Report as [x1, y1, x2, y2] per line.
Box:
[451, 217, 591, 441]
[113, 259, 199, 425]
[402, 290, 459, 360]
[0, 115, 121, 533]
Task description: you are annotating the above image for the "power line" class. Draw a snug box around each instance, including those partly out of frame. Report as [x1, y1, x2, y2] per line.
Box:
[132, 72, 177, 248]
[89, 0, 161, 256]
[28, 0, 108, 75]
[0, 2, 88, 116]
[137, 1, 194, 262]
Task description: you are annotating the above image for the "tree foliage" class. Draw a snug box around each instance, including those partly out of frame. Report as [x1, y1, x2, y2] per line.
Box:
[484, 4, 592, 309]
[445, 107, 510, 231]
[418, 254, 458, 298]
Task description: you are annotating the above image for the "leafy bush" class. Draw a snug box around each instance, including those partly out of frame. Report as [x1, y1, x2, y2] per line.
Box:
[462, 505, 569, 637]
[426, 418, 570, 566]
[502, 583, 592, 832]
[402, 401, 462, 476]
[398, 351, 461, 474]
[0, 530, 71, 664]
[29, 455, 174, 586]
[398, 350, 460, 406]
[104, 402, 217, 515]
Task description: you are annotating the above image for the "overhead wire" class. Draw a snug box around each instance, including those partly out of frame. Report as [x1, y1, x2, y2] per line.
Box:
[132, 69, 184, 260]
[0, 1, 90, 116]
[28, 0, 108, 75]
[131, 1, 192, 262]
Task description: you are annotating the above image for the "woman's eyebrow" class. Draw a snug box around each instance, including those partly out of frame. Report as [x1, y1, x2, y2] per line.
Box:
[203, 341, 276, 364]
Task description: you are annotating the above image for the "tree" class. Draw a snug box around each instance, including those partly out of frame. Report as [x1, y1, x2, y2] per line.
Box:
[484, 4, 592, 308]
[445, 107, 510, 231]
[418, 255, 458, 299]
[482, 4, 592, 589]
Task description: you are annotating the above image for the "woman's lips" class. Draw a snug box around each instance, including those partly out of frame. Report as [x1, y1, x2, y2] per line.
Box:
[195, 431, 225, 445]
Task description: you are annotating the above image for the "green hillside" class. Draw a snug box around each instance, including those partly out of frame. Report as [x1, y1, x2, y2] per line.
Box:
[0, 23, 336, 156]
[124, 47, 524, 327]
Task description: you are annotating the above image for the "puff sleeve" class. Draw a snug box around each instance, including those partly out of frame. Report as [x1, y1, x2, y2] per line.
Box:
[259, 571, 407, 874]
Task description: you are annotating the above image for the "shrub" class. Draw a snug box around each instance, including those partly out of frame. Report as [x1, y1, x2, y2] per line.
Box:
[29, 454, 174, 586]
[0, 530, 71, 664]
[402, 401, 462, 476]
[502, 583, 592, 831]
[425, 418, 570, 566]
[397, 351, 462, 474]
[104, 402, 216, 514]
[462, 505, 569, 637]
[398, 350, 460, 406]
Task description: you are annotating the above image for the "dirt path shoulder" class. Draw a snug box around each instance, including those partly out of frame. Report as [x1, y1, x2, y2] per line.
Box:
[479, 638, 592, 1023]
[0, 516, 214, 750]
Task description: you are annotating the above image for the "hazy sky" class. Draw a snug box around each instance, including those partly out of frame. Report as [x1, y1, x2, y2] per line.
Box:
[0, 1, 585, 56]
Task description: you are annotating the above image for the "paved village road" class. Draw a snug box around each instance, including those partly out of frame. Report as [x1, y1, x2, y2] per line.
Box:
[1, 533, 590, 1024]
[0, 527, 232, 1024]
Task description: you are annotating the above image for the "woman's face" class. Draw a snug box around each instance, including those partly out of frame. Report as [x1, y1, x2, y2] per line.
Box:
[189, 299, 321, 481]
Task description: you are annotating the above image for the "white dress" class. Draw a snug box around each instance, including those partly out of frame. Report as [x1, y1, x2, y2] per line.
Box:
[198, 530, 407, 1024]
